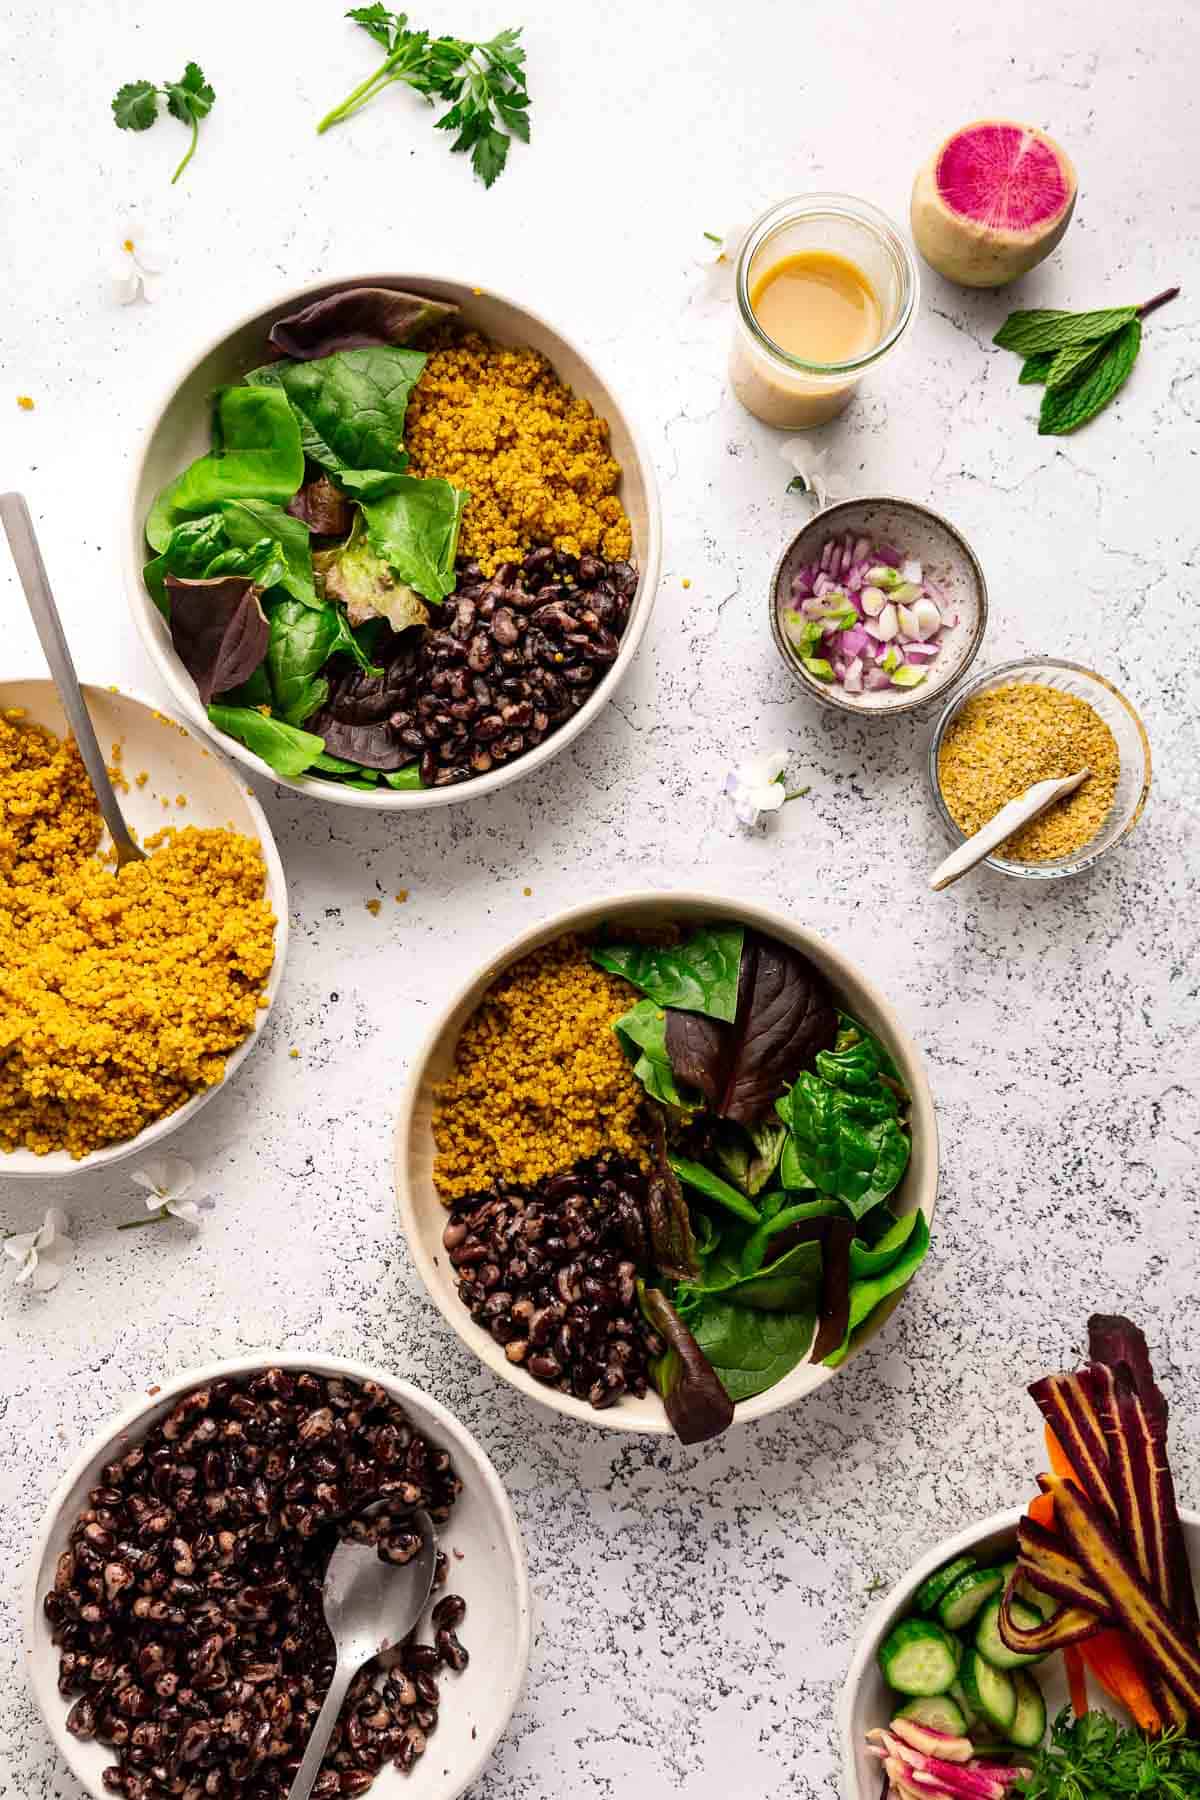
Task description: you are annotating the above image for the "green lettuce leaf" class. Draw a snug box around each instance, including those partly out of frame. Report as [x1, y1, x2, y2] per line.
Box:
[822, 1209, 930, 1366]
[612, 998, 697, 1112]
[206, 703, 325, 778]
[146, 386, 304, 550]
[360, 476, 469, 604]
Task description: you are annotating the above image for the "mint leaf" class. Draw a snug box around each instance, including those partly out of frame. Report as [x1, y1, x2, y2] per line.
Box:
[113, 80, 159, 130]
[1038, 319, 1142, 435]
[994, 305, 1137, 355]
[1018, 351, 1055, 385]
[1044, 337, 1111, 390]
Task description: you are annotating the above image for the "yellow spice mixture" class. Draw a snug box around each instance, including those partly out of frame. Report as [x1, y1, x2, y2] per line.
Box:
[0, 710, 276, 1159]
[405, 331, 633, 574]
[937, 682, 1121, 863]
[433, 935, 651, 1199]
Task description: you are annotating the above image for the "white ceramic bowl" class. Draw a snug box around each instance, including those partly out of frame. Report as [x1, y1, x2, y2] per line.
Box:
[394, 891, 939, 1436]
[1, 679, 288, 1178]
[838, 1504, 1200, 1797]
[25, 1353, 531, 1800]
[125, 274, 662, 809]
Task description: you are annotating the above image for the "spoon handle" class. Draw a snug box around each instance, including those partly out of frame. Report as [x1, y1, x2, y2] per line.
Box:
[929, 769, 1091, 892]
[287, 1661, 358, 1800]
[0, 492, 143, 866]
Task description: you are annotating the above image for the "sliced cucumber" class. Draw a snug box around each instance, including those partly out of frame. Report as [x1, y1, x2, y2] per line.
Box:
[878, 1618, 961, 1696]
[960, 1647, 1017, 1733]
[1009, 1671, 1048, 1750]
[913, 1554, 978, 1617]
[895, 1695, 968, 1737]
[937, 1566, 1007, 1631]
[949, 1678, 979, 1730]
[975, 1595, 1044, 1670]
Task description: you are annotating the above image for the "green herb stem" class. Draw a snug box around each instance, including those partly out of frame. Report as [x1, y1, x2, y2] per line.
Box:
[1138, 284, 1181, 320]
[118, 1206, 170, 1231]
[317, 55, 406, 133]
[170, 112, 200, 185]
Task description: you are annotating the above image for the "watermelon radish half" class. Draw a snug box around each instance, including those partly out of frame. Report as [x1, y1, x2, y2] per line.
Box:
[911, 120, 1077, 289]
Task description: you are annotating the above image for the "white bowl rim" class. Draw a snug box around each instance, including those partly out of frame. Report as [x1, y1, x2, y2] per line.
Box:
[394, 886, 940, 1436]
[837, 1501, 1200, 1798]
[0, 677, 289, 1179]
[24, 1350, 532, 1800]
[124, 270, 664, 810]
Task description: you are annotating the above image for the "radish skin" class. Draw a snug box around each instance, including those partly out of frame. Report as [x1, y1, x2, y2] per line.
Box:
[911, 119, 1077, 288]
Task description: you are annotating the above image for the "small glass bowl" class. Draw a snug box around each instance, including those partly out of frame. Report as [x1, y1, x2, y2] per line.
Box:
[928, 659, 1152, 881]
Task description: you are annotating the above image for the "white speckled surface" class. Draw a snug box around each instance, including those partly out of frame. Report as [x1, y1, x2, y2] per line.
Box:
[2, 2, 1199, 1795]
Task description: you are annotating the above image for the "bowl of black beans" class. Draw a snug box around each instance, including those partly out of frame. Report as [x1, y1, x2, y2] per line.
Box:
[26, 1356, 530, 1800]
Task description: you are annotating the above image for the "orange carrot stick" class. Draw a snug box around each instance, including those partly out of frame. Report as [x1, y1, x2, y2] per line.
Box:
[1064, 1644, 1089, 1718]
[1078, 1628, 1162, 1734]
[1026, 1490, 1056, 1530]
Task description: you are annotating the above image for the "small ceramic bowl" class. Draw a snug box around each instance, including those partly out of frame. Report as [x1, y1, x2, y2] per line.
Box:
[928, 658, 1152, 881]
[25, 1354, 531, 1800]
[770, 496, 988, 715]
[838, 1504, 1200, 1798]
[0, 679, 288, 1178]
[125, 273, 662, 810]
[394, 890, 939, 1436]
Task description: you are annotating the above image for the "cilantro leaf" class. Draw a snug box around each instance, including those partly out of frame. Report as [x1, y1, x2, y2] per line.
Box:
[347, 4, 406, 50]
[112, 81, 159, 131]
[165, 62, 215, 124]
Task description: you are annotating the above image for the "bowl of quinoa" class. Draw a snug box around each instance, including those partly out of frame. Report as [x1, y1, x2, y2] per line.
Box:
[394, 892, 939, 1436]
[125, 275, 662, 808]
[0, 679, 288, 1175]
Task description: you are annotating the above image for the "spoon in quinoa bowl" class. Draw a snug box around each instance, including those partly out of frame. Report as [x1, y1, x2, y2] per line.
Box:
[139, 284, 642, 796]
[427, 919, 933, 1444]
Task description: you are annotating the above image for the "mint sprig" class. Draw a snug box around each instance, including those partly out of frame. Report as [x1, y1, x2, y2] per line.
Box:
[111, 62, 215, 183]
[995, 285, 1180, 435]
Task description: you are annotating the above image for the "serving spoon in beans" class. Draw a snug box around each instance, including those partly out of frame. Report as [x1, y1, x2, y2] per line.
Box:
[286, 1506, 437, 1800]
[0, 491, 145, 867]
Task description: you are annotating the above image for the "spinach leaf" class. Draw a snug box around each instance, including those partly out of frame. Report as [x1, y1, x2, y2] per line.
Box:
[383, 764, 423, 789]
[165, 577, 269, 705]
[680, 1236, 823, 1315]
[146, 386, 305, 550]
[593, 924, 744, 1021]
[218, 499, 318, 607]
[665, 930, 838, 1125]
[737, 1197, 842, 1276]
[822, 1209, 930, 1367]
[638, 1284, 734, 1444]
[848, 1208, 919, 1279]
[612, 999, 698, 1113]
[684, 1294, 817, 1403]
[780, 1072, 910, 1219]
[312, 750, 364, 774]
[221, 665, 273, 708]
[314, 513, 430, 633]
[668, 1155, 760, 1225]
[266, 600, 340, 724]
[206, 704, 325, 778]
[246, 347, 426, 475]
[713, 1119, 787, 1197]
[829, 1011, 908, 1096]
[361, 476, 470, 603]
[779, 1137, 816, 1190]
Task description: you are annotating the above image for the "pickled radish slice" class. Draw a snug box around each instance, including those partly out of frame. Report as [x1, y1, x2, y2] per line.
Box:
[911, 120, 1077, 289]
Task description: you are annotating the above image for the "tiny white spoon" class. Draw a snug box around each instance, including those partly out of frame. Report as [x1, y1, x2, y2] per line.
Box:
[930, 768, 1091, 891]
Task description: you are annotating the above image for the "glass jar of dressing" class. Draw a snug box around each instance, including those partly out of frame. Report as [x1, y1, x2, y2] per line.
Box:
[730, 194, 919, 428]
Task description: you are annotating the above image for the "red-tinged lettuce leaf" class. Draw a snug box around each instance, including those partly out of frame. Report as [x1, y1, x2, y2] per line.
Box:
[1028, 1371, 1119, 1524]
[643, 1104, 700, 1282]
[305, 637, 419, 770]
[664, 931, 838, 1127]
[1044, 1471, 1200, 1718]
[809, 1217, 852, 1363]
[164, 575, 269, 705]
[1088, 1314, 1200, 1641]
[639, 1284, 734, 1445]
[267, 287, 458, 360]
[287, 472, 354, 537]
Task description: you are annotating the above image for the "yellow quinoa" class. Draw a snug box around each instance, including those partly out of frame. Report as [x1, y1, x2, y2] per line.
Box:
[433, 934, 651, 1199]
[937, 682, 1121, 862]
[405, 331, 633, 574]
[0, 711, 276, 1159]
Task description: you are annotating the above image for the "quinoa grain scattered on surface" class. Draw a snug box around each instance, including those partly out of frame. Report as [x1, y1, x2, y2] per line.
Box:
[937, 682, 1120, 862]
[432, 935, 651, 1199]
[405, 331, 632, 574]
[0, 711, 275, 1159]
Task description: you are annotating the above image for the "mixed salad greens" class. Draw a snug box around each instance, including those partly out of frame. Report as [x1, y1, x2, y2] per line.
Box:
[590, 921, 930, 1442]
[867, 1317, 1200, 1799]
[143, 285, 466, 791]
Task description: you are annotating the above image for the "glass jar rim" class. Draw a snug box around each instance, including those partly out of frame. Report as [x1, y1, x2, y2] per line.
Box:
[735, 193, 919, 377]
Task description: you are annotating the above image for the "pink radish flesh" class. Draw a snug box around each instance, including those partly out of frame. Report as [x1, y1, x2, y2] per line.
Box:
[936, 123, 1070, 228]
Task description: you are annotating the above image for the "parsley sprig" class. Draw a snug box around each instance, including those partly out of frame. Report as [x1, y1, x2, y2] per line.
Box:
[994, 284, 1180, 435]
[317, 8, 530, 188]
[111, 64, 215, 185]
[1018, 1708, 1200, 1800]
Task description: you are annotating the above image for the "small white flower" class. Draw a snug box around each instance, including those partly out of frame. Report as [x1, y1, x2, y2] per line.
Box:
[694, 223, 748, 297]
[780, 440, 841, 509]
[4, 1208, 74, 1292]
[130, 1155, 213, 1227]
[113, 224, 166, 305]
[724, 750, 790, 829]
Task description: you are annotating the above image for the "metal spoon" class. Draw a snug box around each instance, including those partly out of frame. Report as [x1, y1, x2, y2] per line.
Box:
[929, 768, 1091, 891]
[0, 492, 145, 866]
[286, 1507, 437, 1800]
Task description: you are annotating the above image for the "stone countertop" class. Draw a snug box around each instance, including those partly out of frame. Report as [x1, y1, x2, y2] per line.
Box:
[1, 0, 1198, 1794]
